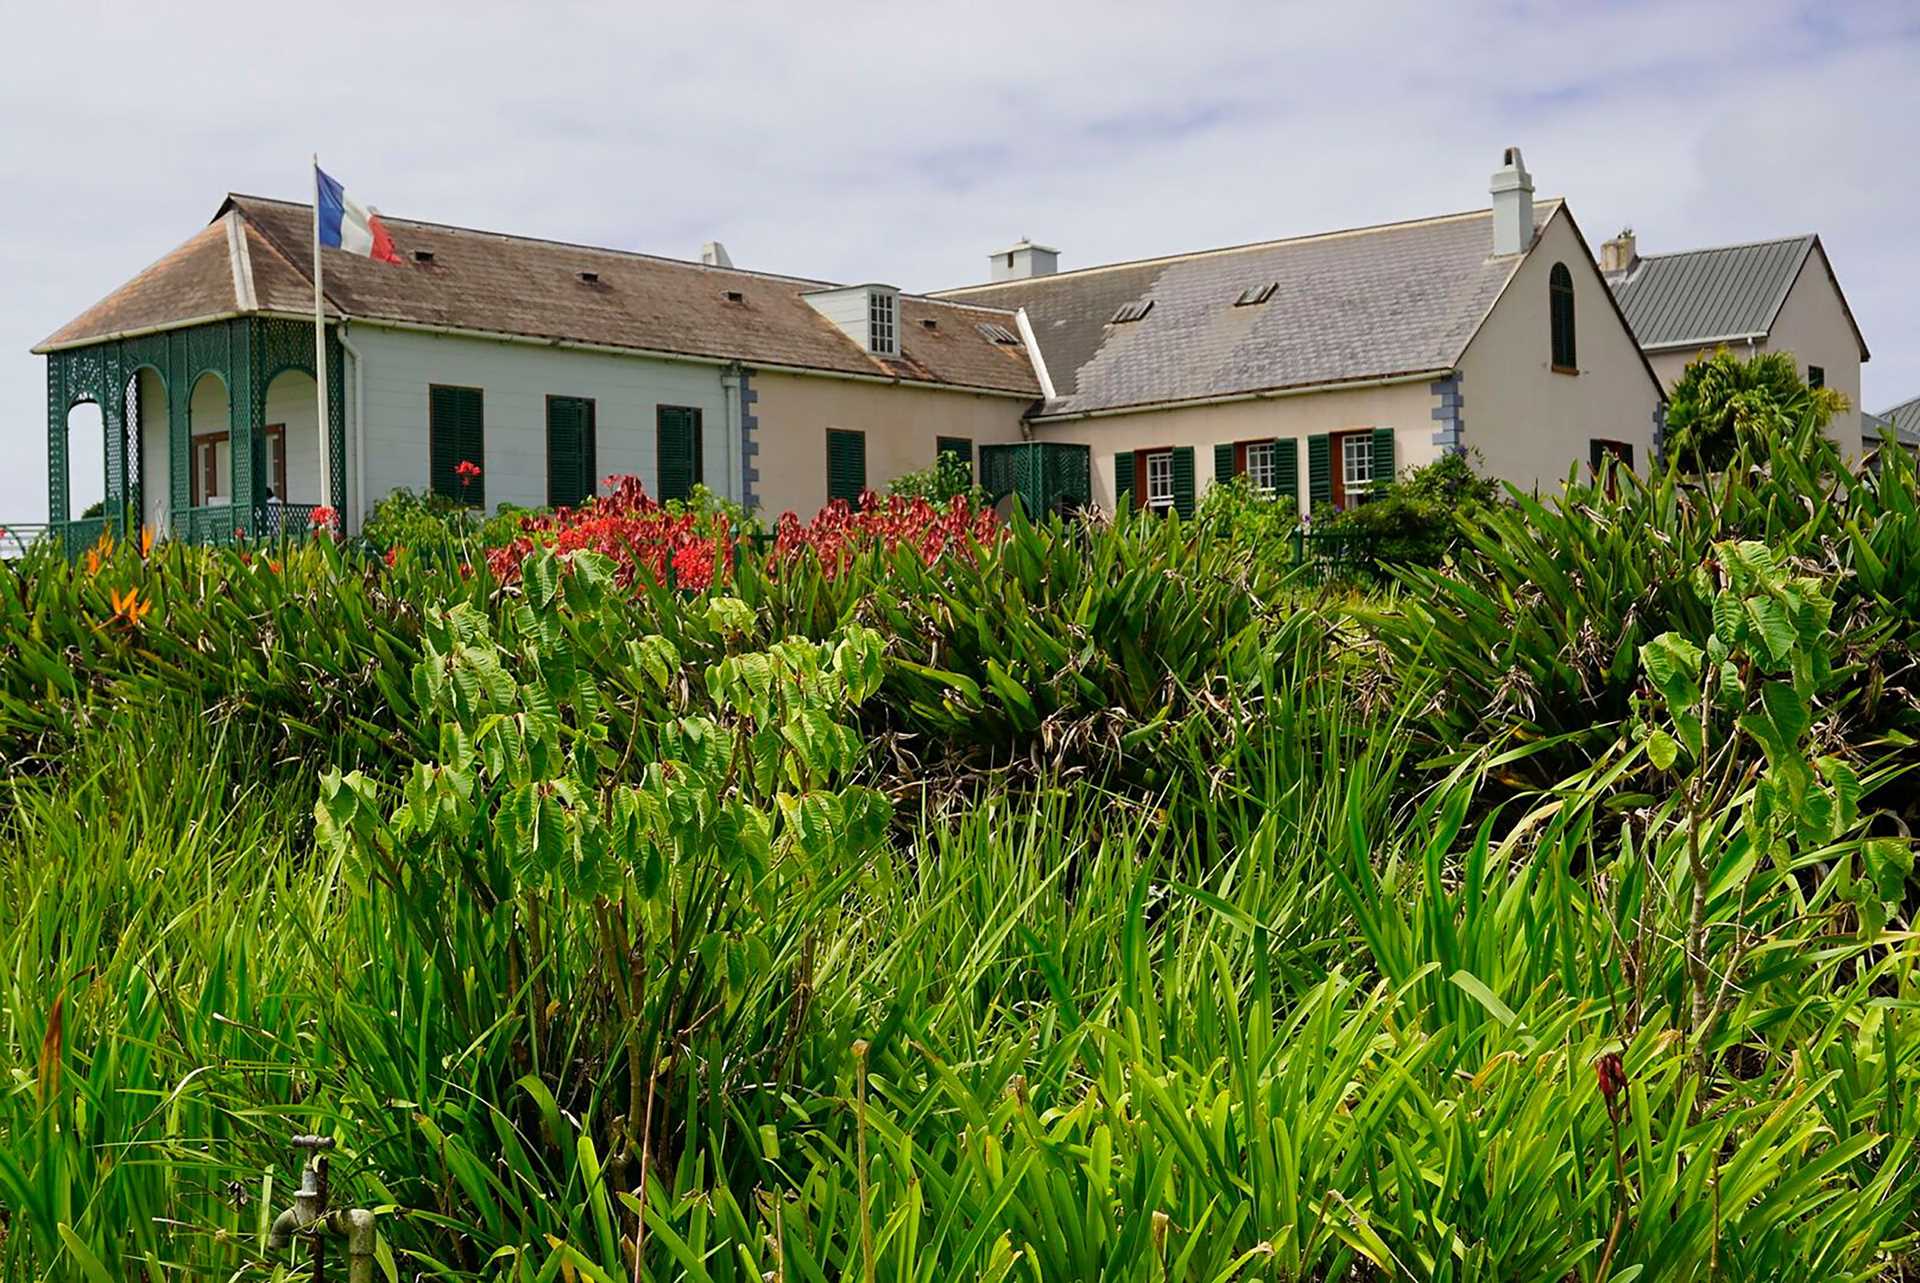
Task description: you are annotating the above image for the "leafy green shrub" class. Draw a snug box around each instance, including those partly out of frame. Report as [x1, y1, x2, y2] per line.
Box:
[1194, 473, 1298, 553]
[887, 451, 985, 506]
[1319, 449, 1500, 568]
[359, 486, 480, 551]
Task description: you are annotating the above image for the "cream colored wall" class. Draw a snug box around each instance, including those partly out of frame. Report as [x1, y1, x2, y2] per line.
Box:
[1458, 209, 1664, 493]
[263, 371, 323, 504]
[749, 372, 1029, 517]
[1030, 380, 1438, 512]
[136, 367, 169, 531]
[1763, 250, 1863, 458]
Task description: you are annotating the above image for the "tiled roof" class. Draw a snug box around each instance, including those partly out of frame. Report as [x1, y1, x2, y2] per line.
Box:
[36, 197, 1042, 399]
[933, 204, 1560, 418]
[1605, 235, 1833, 356]
[1881, 395, 1920, 447]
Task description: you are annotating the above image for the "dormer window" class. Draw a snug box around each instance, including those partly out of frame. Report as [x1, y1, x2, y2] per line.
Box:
[868, 289, 898, 356]
[1235, 282, 1277, 306]
[1110, 300, 1153, 325]
[800, 283, 904, 356]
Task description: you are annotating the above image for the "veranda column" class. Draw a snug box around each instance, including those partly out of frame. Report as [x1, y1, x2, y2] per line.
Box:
[45, 357, 67, 529]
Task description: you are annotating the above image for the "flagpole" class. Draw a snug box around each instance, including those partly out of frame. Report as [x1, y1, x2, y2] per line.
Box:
[312, 154, 333, 515]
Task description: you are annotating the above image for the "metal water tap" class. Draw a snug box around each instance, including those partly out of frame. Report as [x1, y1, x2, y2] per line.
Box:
[268, 1134, 377, 1283]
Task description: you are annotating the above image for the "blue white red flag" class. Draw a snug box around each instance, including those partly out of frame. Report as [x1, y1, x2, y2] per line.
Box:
[315, 167, 402, 264]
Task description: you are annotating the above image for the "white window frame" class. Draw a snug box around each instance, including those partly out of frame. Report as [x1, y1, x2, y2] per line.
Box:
[868, 289, 898, 356]
[1145, 450, 1175, 510]
[1341, 433, 1374, 502]
[1243, 440, 1275, 495]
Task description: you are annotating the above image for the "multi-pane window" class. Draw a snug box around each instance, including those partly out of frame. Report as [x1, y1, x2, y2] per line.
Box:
[1145, 450, 1175, 509]
[1808, 365, 1825, 389]
[1341, 433, 1374, 499]
[1244, 440, 1275, 494]
[868, 290, 898, 356]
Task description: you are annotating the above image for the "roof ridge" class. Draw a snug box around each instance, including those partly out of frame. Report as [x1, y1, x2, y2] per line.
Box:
[221, 192, 1017, 315]
[933, 200, 1567, 295]
[1632, 232, 1817, 261]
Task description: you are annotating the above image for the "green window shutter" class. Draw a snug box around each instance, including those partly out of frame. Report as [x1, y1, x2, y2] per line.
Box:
[1371, 428, 1396, 487]
[1113, 451, 1135, 510]
[1171, 446, 1195, 519]
[1212, 442, 1235, 488]
[1273, 437, 1298, 506]
[547, 397, 595, 508]
[827, 429, 866, 504]
[1307, 433, 1331, 510]
[657, 406, 703, 502]
[430, 386, 484, 506]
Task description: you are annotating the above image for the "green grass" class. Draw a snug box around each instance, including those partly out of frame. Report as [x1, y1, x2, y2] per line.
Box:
[4, 440, 1920, 1280]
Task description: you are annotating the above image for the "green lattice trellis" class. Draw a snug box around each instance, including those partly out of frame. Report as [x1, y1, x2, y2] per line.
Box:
[980, 441, 1092, 516]
[46, 316, 346, 547]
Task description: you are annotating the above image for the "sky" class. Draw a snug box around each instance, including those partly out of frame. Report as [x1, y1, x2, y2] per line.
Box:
[4, 0, 1918, 522]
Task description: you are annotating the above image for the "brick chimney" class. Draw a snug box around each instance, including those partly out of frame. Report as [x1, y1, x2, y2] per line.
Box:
[1600, 228, 1638, 275]
[1490, 147, 1535, 257]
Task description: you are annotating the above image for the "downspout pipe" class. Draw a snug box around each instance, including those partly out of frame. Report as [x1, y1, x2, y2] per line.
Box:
[337, 325, 368, 535]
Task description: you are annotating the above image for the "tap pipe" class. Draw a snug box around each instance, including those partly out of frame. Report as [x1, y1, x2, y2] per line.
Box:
[268, 1133, 376, 1280]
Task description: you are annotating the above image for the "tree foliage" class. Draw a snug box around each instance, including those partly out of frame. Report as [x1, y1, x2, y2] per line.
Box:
[1666, 347, 1849, 471]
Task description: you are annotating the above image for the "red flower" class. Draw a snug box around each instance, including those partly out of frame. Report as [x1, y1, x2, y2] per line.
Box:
[309, 505, 337, 531]
[1595, 1052, 1628, 1121]
[384, 546, 400, 568]
[455, 460, 483, 481]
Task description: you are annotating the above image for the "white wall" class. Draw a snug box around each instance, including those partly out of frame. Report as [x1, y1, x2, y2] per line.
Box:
[1457, 208, 1664, 492]
[347, 325, 733, 524]
[1764, 247, 1864, 458]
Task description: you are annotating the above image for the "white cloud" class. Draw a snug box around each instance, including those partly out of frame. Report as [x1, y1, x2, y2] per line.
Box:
[4, 0, 1916, 520]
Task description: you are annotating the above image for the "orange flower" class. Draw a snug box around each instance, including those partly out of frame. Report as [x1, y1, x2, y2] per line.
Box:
[84, 548, 102, 575]
[107, 585, 152, 629]
[139, 526, 156, 557]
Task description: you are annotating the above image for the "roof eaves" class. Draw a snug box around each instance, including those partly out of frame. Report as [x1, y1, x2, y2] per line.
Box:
[1027, 365, 1455, 423]
[343, 314, 1040, 399]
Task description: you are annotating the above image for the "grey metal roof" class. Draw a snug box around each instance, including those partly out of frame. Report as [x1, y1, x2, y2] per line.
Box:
[1881, 396, 1920, 447]
[935, 204, 1558, 418]
[1604, 235, 1815, 351]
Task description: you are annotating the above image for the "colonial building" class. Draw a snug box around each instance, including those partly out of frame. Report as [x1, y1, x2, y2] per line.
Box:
[938, 148, 1665, 515]
[36, 149, 1673, 542]
[34, 198, 1040, 542]
[1601, 230, 1871, 457]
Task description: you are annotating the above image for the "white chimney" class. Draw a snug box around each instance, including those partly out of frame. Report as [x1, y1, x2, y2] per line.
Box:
[1599, 228, 1638, 275]
[1489, 147, 1535, 256]
[990, 238, 1059, 282]
[702, 241, 733, 268]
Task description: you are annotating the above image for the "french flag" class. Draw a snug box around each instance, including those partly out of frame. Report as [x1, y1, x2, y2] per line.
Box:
[316, 166, 402, 264]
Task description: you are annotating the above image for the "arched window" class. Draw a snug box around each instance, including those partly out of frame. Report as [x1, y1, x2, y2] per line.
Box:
[1549, 262, 1577, 371]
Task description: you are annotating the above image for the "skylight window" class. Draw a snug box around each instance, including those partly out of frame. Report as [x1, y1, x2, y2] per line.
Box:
[977, 322, 1020, 345]
[1235, 282, 1277, 307]
[1110, 300, 1154, 325]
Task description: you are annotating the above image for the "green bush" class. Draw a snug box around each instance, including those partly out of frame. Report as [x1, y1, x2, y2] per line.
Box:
[887, 450, 985, 506]
[1320, 449, 1501, 568]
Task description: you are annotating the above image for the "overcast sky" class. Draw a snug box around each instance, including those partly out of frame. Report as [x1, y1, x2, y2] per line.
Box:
[4, 0, 1917, 522]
